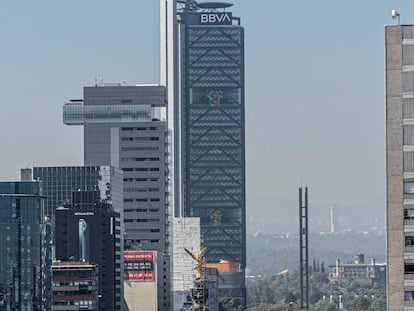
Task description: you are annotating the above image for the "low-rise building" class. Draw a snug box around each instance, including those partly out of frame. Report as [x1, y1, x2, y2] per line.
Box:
[52, 261, 99, 311]
[328, 254, 386, 286]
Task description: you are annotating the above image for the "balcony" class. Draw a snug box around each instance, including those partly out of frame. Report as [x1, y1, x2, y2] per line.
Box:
[405, 273, 414, 288]
[406, 219, 414, 233]
[405, 299, 414, 308]
[406, 247, 414, 261]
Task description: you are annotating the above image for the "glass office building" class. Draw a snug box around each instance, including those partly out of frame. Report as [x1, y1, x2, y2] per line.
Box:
[32, 166, 123, 218]
[177, 6, 246, 270]
[0, 182, 50, 311]
[32, 166, 124, 311]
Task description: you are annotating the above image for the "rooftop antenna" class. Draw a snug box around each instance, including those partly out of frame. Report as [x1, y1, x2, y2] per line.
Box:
[392, 9, 400, 25]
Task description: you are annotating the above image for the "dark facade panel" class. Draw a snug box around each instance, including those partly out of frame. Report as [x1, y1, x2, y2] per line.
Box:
[55, 194, 121, 311]
[180, 20, 246, 268]
[0, 182, 50, 310]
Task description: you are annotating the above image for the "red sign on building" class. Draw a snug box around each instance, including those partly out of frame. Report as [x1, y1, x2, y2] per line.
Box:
[124, 251, 155, 282]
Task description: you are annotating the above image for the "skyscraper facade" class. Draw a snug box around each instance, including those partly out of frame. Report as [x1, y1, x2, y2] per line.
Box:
[178, 5, 245, 267]
[32, 166, 123, 219]
[31, 166, 124, 311]
[63, 85, 171, 309]
[63, 85, 169, 253]
[0, 181, 50, 311]
[386, 25, 414, 310]
[161, 1, 246, 304]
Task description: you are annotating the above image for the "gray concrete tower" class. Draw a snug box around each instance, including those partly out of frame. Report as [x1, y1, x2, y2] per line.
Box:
[386, 25, 412, 310]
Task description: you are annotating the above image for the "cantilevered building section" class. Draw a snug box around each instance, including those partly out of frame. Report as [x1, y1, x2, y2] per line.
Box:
[63, 84, 171, 310]
[63, 85, 169, 253]
[386, 25, 414, 310]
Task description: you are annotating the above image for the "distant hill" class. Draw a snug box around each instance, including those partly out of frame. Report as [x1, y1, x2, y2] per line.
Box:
[246, 193, 385, 235]
[246, 232, 386, 278]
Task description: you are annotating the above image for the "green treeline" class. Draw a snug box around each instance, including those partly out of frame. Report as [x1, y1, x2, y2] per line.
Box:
[245, 270, 385, 311]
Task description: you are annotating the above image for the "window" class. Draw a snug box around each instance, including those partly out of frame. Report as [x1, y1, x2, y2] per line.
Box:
[405, 264, 414, 274]
[405, 209, 414, 219]
[405, 182, 414, 194]
[406, 236, 414, 246]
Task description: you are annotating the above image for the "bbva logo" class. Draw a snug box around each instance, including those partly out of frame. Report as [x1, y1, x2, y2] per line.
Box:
[200, 13, 232, 24]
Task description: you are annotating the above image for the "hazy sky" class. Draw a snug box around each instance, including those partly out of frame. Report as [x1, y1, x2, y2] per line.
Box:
[0, 0, 412, 207]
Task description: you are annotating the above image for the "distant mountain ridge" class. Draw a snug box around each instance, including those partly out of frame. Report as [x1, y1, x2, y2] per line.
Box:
[246, 193, 385, 234]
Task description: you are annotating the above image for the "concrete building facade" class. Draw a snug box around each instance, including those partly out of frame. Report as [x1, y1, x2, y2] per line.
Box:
[63, 85, 169, 253]
[386, 25, 414, 310]
[173, 217, 201, 292]
[123, 250, 168, 311]
[52, 261, 99, 311]
[63, 85, 171, 309]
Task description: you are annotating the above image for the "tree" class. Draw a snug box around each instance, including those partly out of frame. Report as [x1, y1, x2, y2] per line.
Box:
[344, 296, 370, 311]
[320, 262, 325, 273]
[368, 295, 386, 311]
[219, 297, 244, 311]
[312, 259, 317, 273]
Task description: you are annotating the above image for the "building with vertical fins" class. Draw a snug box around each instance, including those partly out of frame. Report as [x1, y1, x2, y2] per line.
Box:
[386, 24, 414, 310]
[161, 0, 246, 305]
[0, 181, 51, 311]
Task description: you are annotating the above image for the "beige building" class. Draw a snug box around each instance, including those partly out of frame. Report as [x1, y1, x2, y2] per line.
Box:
[123, 251, 169, 311]
[386, 25, 414, 310]
[327, 254, 386, 286]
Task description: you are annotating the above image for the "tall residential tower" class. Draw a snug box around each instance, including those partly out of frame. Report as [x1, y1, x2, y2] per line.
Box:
[386, 25, 414, 310]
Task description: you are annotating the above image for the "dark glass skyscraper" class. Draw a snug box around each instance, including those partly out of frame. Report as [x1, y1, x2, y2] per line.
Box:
[0, 182, 50, 311]
[32, 166, 123, 219]
[32, 166, 124, 311]
[177, 5, 246, 271]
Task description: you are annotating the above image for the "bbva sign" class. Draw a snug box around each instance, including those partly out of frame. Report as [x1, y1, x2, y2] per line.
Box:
[200, 13, 232, 25]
